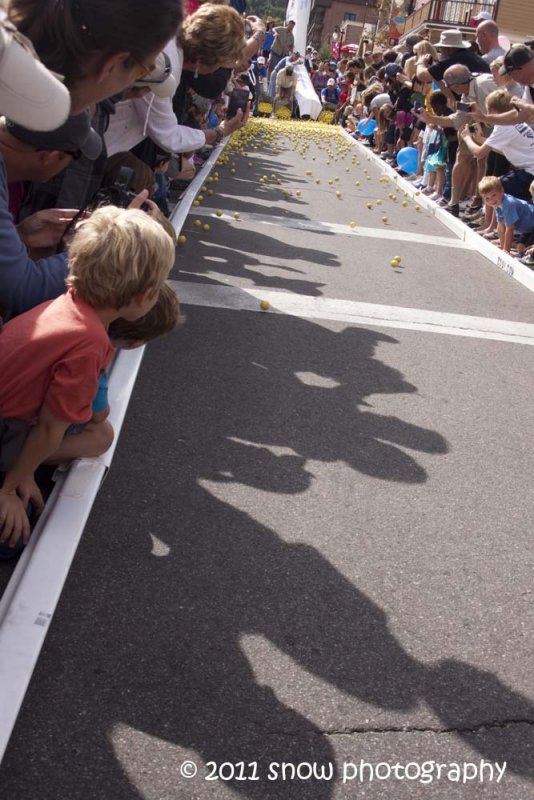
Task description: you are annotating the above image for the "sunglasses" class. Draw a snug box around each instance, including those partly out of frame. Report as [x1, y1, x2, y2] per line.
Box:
[63, 149, 83, 160]
[134, 53, 171, 85]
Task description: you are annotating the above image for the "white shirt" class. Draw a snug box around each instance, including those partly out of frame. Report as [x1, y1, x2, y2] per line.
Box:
[370, 93, 391, 110]
[482, 46, 505, 65]
[104, 40, 206, 157]
[485, 122, 534, 173]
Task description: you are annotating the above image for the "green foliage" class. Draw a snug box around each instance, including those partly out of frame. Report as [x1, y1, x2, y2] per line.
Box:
[247, 0, 284, 24]
[318, 44, 331, 61]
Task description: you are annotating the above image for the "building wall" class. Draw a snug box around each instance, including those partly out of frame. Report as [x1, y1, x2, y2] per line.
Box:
[496, 0, 534, 43]
[322, 2, 378, 45]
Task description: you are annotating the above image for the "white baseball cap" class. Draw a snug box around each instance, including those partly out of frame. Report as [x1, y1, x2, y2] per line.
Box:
[0, 21, 71, 131]
[134, 51, 177, 98]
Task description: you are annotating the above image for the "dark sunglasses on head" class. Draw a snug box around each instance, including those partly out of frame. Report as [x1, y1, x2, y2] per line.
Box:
[63, 149, 83, 160]
[135, 52, 171, 85]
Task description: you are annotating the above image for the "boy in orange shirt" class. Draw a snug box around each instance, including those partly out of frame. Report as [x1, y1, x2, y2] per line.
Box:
[0, 205, 175, 547]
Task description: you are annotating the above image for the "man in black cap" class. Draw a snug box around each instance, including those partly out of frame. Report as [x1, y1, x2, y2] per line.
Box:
[2, 112, 102, 185]
[0, 111, 102, 318]
[476, 45, 534, 127]
[499, 44, 534, 90]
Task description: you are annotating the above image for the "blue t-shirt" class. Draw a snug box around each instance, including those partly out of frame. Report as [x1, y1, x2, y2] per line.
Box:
[92, 371, 109, 413]
[264, 31, 274, 52]
[495, 194, 534, 232]
[321, 86, 340, 104]
[0, 156, 68, 319]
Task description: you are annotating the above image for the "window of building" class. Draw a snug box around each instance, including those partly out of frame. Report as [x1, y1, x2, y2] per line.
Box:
[343, 12, 357, 21]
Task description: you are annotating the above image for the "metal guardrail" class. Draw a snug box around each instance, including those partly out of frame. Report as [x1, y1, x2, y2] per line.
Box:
[402, 0, 496, 34]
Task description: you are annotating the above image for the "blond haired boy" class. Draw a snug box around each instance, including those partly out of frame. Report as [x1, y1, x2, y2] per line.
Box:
[0, 206, 175, 548]
[478, 175, 534, 255]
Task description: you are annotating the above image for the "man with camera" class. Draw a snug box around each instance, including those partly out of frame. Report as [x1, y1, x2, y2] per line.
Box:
[0, 112, 103, 319]
[413, 64, 496, 216]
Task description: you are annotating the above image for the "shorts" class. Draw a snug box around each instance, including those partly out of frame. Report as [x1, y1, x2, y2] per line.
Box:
[518, 230, 534, 247]
[486, 150, 510, 178]
[0, 417, 30, 473]
[395, 110, 414, 129]
[384, 123, 396, 145]
[456, 135, 477, 163]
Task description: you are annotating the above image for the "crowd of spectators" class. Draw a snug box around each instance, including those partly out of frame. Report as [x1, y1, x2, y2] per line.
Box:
[0, 0, 533, 556]
[0, 0, 266, 555]
[296, 21, 534, 264]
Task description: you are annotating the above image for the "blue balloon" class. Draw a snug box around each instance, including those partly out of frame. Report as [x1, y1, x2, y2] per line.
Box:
[396, 146, 419, 175]
[357, 118, 377, 136]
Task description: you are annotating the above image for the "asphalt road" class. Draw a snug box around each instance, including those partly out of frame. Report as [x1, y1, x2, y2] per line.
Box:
[1, 119, 533, 799]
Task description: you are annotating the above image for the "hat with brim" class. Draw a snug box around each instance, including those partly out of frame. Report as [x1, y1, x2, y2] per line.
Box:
[499, 44, 533, 75]
[436, 29, 471, 50]
[327, 78, 335, 86]
[6, 110, 103, 160]
[134, 51, 177, 98]
[0, 21, 71, 132]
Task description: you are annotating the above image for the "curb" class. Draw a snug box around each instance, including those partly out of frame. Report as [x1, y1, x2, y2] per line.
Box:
[341, 129, 534, 294]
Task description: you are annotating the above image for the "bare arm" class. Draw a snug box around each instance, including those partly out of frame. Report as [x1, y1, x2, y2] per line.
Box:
[471, 103, 534, 126]
[0, 404, 69, 544]
[460, 126, 491, 158]
[503, 224, 515, 253]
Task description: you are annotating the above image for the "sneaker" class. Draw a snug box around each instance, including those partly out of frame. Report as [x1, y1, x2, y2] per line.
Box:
[428, 191, 442, 201]
[519, 253, 534, 267]
[462, 208, 484, 220]
[437, 197, 449, 207]
[445, 203, 460, 217]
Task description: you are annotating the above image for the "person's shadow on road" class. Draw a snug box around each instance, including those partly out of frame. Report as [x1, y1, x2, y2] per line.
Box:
[2, 313, 533, 799]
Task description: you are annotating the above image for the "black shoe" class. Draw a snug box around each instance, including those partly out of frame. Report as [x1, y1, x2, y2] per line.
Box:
[446, 203, 460, 217]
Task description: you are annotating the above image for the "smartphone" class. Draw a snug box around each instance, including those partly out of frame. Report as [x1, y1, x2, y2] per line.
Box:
[468, 124, 478, 133]
[227, 87, 250, 119]
[413, 101, 422, 111]
[456, 101, 472, 112]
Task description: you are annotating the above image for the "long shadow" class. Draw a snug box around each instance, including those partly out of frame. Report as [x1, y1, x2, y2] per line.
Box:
[173, 219, 339, 296]
[1, 312, 533, 800]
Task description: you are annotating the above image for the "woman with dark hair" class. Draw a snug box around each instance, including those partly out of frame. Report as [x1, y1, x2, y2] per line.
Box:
[7, 0, 183, 113]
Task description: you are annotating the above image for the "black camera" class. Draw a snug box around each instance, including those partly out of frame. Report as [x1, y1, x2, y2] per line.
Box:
[89, 166, 142, 211]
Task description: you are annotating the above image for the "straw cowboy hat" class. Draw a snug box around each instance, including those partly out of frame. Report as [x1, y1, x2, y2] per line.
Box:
[435, 30, 471, 50]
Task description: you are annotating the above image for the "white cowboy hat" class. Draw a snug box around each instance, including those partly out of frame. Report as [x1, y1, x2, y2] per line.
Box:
[436, 29, 471, 50]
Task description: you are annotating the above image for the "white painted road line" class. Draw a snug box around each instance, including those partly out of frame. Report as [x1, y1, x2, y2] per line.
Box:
[169, 281, 534, 346]
[188, 208, 472, 250]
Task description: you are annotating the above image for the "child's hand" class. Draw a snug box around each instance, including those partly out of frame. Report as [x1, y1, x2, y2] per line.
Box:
[128, 190, 161, 219]
[0, 491, 30, 547]
[16, 476, 44, 515]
